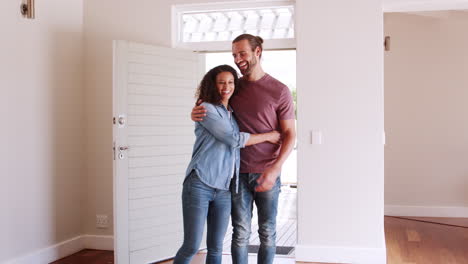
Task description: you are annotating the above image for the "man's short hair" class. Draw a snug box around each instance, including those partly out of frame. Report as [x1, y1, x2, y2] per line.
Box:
[233, 34, 264, 58]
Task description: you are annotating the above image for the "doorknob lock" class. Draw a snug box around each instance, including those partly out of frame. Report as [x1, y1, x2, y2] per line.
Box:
[118, 116, 125, 125]
[119, 146, 130, 151]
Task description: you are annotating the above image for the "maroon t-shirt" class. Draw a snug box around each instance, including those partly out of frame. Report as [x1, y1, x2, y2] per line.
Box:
[230, 73, 295, 173]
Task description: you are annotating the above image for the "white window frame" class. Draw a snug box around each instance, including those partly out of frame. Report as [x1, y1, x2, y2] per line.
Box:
[172, 0, 296, 52]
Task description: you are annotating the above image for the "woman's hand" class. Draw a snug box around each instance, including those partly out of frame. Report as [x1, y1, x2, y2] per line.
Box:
[266, 131, 281, 144]
[245, 130, 281, 147]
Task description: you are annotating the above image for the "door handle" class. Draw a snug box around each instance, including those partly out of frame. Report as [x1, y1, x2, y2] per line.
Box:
[118, 146, 129, 160]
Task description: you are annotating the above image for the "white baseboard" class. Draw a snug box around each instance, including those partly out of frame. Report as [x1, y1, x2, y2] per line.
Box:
[385, 205, 468, 218]
[5, 236, 84, 264]
[5, 235, 114, 264]
[82, 235, 114, 250]
[295, 244, 386, 264]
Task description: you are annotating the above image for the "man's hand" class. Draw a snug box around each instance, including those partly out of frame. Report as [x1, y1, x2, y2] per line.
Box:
[191, 100, 207, 121]
[255, 119, 296, 192]
[255, 165, 281, 192]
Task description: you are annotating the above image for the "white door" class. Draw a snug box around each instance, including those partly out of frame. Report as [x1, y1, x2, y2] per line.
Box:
[113, 40, 204, 264]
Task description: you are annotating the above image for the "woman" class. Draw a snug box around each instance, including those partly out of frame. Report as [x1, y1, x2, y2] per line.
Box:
[174, 65, 280, 264]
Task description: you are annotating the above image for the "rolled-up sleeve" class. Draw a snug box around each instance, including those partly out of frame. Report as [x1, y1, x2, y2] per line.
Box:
[199, 104, 250, 148]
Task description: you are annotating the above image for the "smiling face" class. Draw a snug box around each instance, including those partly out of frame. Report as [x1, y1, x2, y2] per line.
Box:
[232, 39, 260, 76]
[216, 71, 235, 105]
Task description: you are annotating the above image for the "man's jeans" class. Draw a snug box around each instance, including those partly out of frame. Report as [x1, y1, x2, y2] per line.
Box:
[230, 173, 281, 264]
[174, 171, 231, 264]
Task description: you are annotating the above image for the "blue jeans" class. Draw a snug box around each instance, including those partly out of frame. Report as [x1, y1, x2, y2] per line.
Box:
[174, 171, 232, 264]
[230, 173, 281, 264]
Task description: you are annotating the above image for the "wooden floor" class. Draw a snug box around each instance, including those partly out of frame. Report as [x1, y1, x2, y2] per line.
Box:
[385, 216, 468, 264]
[51, 216, 468, 264]
[50, 249, 114, 264]
[395, 216, 468, 228]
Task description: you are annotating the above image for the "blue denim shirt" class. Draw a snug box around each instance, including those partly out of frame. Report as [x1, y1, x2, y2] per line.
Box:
[185, 102, 250, 191]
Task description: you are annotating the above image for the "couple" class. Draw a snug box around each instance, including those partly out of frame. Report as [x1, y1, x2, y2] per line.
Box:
[174, 34, 296, 264]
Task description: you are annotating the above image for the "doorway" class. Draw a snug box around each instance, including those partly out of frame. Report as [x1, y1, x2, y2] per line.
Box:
[384, 11, 468, 224]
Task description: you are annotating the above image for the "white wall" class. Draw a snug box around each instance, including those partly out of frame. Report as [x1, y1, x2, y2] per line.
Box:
[295, 0, 386, 263]
[384, 11, 468, 217]
[0, 0, 84, 262]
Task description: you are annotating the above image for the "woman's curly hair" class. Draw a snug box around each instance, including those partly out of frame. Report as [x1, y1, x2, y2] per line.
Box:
[195, 65, 239, 104]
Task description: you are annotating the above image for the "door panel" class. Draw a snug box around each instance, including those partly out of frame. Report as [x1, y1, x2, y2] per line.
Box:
[113, 40, 203, 264]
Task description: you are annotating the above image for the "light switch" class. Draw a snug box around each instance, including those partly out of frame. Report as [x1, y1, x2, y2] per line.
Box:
[310, 130, 322, 144]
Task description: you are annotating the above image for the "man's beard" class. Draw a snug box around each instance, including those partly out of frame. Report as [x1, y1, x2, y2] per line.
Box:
[238, 56, 258, 76]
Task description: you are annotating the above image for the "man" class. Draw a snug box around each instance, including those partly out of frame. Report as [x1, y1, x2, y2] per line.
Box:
[191, 34, 296, 264]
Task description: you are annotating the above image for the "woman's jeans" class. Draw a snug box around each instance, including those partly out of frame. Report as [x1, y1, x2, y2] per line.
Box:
[230, 173, 281, 264]
[174, 171, 231, 264]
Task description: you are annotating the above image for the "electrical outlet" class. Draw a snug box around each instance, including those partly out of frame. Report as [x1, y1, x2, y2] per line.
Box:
[96, 214, 108, 229]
